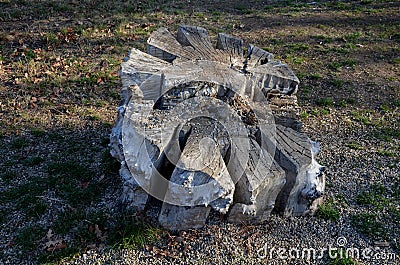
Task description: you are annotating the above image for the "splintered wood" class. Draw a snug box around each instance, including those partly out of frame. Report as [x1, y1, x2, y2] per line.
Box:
[110, 25, 325, 230]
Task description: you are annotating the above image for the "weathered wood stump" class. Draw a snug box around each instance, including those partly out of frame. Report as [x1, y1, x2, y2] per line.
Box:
[110, 25, 325, 230]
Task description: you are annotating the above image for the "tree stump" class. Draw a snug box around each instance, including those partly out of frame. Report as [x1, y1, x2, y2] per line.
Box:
[110, 25, 325, 230]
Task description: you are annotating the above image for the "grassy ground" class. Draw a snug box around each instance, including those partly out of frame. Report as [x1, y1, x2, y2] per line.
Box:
[0, 0, 399, 264]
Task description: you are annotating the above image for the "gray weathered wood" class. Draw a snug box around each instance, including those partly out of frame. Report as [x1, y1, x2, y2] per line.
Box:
[159, 117, 234, 230]
[258, 125, 325, 216]
[217, 33, 243, 57]
[164, 117, 234, 213]
[228, 138, 286, 223]
[176, 25, 228, 62]
[246, 44, 274, 68]
[110, 25, 325, 230]
[158, 203, 211, 231]
[250, 61, 299, 95]
[147, 27, 198, 61]
[147, 45, 177, 63]
[120, 48, 170, 91]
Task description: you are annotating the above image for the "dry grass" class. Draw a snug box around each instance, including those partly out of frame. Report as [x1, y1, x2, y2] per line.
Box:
[0, 0, 399, 263]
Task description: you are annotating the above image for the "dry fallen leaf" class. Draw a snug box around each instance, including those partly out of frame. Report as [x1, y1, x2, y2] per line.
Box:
[80, 180, 90, 188]
[46, 241, 66, 252]
[44, 229, 66, 251]
[46, 229, 53, 240]
[152, 246, 178, 259]
[145, 245, 153, 252]
[86, 243, 97, 250]
[33, 78, 42, 84]
[95, 224, 107, 242]
[95, 224, 102, 238]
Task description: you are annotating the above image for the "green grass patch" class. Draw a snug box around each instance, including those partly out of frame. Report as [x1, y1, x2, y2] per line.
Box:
[309, 73, 322, 80]
[100, 149, 120, 176]
[325, 1, 351, 10]
[320, 109, 330, 115]
[1, 170, 18, 182]
[379, 103, 392, 113]
[11, 137, 29, 148]
[39, 246, 80, 264]
[329, 59, 357, 71]
[328, 248, 356, 265]
[391, 33, 400, 41]
[312, 34, 334, 43]
[46, 160, 93, 182]
[47, 131, 64, 141]
[377, 149, 395, 157]
[391, 58, 400, 65]
[338, 100, 347, 107]
[344, 43, 356, 50]
[30, 128, 46, 137]
[42, 210, 162, 262]
[353, 180, 399, 246]
[16, 225, 46, 251]
[24, 49, 36, 60]
[372, 127, 400, 141]
[300, 111, 308, 119]
[351, 110, 374, 125]
[345, 142, 363, 150]
[52, 210, 109, 241]
[355, 183, 390, 210]
[87, 113, 101, 121]
[309, 109, 319, 116]
[317, 198, 340, 222]
[316, 97, 334, 107]
[285, 43, 310, 52]
[266, 38, 285, 47]
[0, 209, 6, 224]
[351, 213, 386, 238]
[343, 32, 363, 42]
[293, 57, 304, 64]
[340, 59, 357, 68]
[108, 215, 162, 249]
[1, 181, 46, 212]
[45, 159, 111, 208]
[346, 98, 356, 105]
[22, 156, 44, 166]
[53, 209, 86, 234]
[330, 78, 344, 88]
[297, 72, 306, 79]
[26, 200, 48, 217]
[284, 54, 306, 65]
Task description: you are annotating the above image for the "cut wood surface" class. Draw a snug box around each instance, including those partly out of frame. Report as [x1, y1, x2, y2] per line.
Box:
[110, 25, 325, 230]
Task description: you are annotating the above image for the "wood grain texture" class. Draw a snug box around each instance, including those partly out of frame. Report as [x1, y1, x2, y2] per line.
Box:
[110, 25, 325, 230]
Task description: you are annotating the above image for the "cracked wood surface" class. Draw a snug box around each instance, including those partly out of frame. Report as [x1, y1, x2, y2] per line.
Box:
[110, 25, 325, 230]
